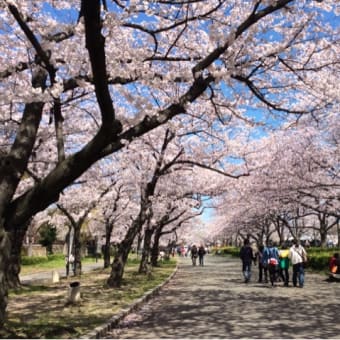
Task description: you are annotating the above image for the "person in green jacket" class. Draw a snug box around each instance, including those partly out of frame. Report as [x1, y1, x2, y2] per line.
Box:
[279, 245, 290, 287]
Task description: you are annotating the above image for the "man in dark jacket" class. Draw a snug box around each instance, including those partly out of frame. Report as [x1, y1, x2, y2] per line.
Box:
[240, 239, 254, 283]
[198, 245, 206, 266]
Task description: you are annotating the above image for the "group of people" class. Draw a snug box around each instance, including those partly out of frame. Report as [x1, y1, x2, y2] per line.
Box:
[240, 239, 308, 287]
[190, 244, 206, 266]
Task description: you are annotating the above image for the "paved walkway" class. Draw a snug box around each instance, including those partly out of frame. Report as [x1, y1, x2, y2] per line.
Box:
[107, 255, 340, 339]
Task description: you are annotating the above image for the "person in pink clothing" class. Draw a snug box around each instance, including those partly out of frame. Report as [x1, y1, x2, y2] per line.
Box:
[329, 253, 340, 274]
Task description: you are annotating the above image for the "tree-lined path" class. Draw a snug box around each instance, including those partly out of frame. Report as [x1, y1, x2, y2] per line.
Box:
[108, 255, 340, 339]
[1, 0, 339, 326]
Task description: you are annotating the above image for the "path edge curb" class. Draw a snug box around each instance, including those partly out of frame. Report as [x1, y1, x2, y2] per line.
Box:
[80, 264, 179, 339]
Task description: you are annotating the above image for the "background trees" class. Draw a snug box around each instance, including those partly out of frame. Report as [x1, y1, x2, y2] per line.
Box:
[38, 222, 57, 255]
[211, 114, 339, 246]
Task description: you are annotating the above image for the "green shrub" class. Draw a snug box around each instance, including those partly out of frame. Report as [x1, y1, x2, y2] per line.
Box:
[211, 246, 240, 257]
[21, 254, 65, 266]
[306, 248, 339, 271]
[47, 254, 65, 261]
[127, 257, 140, 265]
[38, 222, 57, 254]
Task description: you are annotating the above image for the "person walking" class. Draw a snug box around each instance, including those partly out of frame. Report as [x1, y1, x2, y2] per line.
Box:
[239, 239, 254, 283]
[191, 244, 198, 266]
[289, 240, 308, 288]
[262, 241, 280, 286]
[279, 245, 290, 287]
[198, 245, 206, 266]
[255, 244, 268, 283]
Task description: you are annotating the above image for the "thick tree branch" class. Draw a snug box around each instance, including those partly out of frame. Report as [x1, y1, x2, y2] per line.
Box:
[82, 0, 120, 133]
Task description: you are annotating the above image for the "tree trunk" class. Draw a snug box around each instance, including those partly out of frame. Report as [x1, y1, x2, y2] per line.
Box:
[103, 223, 113, 268]
[275, 217, 285, 246]
[151, 228, 162, 267]
[136, 232, 143, 258]
[0, 67, 47, 327]
[6, 225, 27, 288]
[107, 240, 131, 288]
[320, 228, 327, 248]
[107, 157, 158, 286]
[319, 215, 327, 248]
[107, 219, 142, 287]
[139, 228, 153, 274]
[73, 225, 82, 276]
[0, 226, 11, 327]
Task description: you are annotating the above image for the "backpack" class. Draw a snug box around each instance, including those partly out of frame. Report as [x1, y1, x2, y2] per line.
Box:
[261, 247, 269, 266]
[191, 246, 198, 257]
[198, 246, 206, 256]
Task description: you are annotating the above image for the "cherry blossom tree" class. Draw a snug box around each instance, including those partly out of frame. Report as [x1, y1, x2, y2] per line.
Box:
[107, 128, 187, 286]
[0, 0, 339, 326]
[256, 119, 339, 244]
[98, 183, 131, 268]
[56, 186, 110, 276]
[140, 194, 203, 271]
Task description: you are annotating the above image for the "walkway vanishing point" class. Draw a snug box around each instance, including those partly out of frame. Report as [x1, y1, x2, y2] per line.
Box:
[106, 255, 340, 339]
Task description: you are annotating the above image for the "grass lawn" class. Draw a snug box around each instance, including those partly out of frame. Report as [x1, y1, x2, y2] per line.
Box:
[20, 254, 100, 275]
[2, 258, 177, 339]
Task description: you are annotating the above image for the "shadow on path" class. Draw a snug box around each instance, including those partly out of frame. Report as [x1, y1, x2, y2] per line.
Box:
[108, 255, 340, 339]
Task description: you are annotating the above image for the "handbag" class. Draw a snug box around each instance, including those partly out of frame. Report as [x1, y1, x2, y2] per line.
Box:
[302, 252, 308, 263]
[297, 249, 308, 265]
[268, 258, 278, 266]
[301, 251, 308, 267]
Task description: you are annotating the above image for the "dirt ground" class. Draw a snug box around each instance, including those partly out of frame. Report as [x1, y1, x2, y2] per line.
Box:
[2, 264, 174, 339]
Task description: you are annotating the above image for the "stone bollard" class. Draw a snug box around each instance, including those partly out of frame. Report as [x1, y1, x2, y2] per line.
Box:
[68, 281, 81, 304]
[52, 270, 60, 283]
